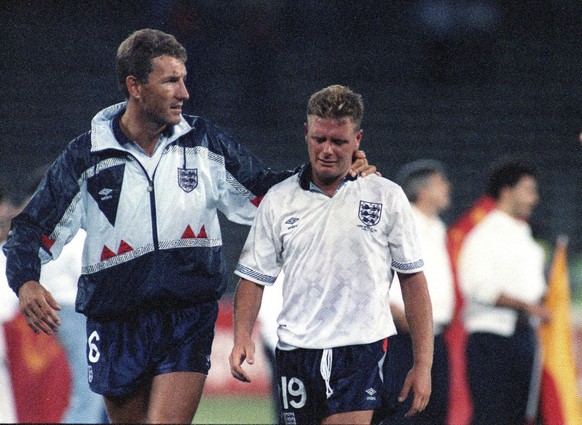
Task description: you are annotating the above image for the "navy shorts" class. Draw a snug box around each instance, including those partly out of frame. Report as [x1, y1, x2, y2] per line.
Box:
[276, 339, 386, 425]
[86, 301, 218, 398]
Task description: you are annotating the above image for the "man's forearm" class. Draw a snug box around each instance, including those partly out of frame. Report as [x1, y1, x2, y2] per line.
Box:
[233, 278, 265, 343]
[399, 272, 434, 367]
[496, 293, 551, 323]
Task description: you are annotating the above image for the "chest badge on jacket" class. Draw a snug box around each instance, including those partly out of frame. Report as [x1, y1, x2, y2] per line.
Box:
[178, 167, 198, 192]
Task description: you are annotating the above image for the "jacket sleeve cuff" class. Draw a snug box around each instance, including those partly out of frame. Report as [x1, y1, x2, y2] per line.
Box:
[9, 271, 41, 297]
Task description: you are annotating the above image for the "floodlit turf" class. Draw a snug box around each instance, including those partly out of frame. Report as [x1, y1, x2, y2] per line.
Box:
[192, 395, 275, 424]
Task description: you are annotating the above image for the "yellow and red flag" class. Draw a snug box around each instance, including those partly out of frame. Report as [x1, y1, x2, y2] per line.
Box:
[3, 312, 71, 423]
[538, 237, 582, 425]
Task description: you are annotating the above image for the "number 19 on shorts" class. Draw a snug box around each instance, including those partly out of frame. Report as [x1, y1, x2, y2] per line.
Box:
[280, 376, 307, 409]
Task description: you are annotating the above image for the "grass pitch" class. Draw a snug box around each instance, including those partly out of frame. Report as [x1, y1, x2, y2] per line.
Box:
[193, 395, 275, 424]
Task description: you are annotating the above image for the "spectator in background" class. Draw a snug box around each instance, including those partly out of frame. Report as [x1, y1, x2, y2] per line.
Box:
[0, 183, 19, 423]
[458, 158, 551, 425]
[230, 84, 433, 424]
[374, 159, 454, 424]
[22, 168, 106, 424]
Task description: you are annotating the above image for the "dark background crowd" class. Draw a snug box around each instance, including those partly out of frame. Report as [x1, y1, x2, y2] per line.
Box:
[1, 0, 581, 294]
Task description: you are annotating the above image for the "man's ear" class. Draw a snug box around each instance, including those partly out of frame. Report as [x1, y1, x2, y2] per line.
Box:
[355, 129, 363, 150]
[126, 76, 141, 99]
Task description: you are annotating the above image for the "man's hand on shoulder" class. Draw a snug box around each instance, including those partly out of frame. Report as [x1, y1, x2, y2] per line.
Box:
[350, 150, 379, 178]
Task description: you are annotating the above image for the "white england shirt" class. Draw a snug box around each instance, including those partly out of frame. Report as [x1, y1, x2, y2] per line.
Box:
[235, 169, 424, 350]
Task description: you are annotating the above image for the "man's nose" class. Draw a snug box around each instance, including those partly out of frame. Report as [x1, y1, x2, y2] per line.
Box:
[179, 80, 190, 100]
[321, 141, 334, 154]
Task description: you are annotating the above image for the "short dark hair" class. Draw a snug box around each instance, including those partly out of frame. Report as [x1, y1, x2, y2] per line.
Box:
[307, 85, 364, 130]
[396, 159, 446, 202]
[486, 158, 537, 200]
[116, 29, 187, 98]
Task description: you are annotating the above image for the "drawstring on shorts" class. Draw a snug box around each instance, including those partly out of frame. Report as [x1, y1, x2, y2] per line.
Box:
[320, 348, 334, 399]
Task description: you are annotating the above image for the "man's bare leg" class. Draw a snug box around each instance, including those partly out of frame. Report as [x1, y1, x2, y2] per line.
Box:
[104, 387, 149, 424]
[147, 371, 207, 424]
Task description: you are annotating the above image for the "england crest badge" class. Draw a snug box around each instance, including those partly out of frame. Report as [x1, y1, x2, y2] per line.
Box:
[178, 167, 198, 192]
[359, 200, 382, 226]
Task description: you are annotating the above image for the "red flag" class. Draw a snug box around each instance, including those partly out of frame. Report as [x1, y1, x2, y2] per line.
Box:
[3, 312, 71, 423]
[445, 196, 496, 425]
[538, 237, 582, 424]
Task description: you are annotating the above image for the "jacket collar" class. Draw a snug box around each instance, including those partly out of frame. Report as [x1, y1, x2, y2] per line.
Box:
[90, 102, 192, 153]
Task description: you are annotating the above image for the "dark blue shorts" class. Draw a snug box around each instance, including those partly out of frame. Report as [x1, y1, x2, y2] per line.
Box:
[275, 339, 386, 425]
[86, 301, 218, 398]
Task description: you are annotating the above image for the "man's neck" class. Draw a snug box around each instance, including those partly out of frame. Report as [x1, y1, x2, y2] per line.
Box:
[495, 198, 518, 219]
[413, 200, 438, 218]
[312, 174, 347, 198]
[120, 109, 165, 156]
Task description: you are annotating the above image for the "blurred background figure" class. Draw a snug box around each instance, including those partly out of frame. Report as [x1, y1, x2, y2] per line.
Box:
[0, 182, 20, 423]
[375, 159, 454, 424]
[458, 158, 551, 425]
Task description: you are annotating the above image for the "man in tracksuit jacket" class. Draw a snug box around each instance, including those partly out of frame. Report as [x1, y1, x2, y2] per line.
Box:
[3, 29, 373, 423]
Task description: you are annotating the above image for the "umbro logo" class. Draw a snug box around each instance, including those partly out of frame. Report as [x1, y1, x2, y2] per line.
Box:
[365, 387, 377, 401]
[99, 188, 113, 201]
[285, 217, 299, 229]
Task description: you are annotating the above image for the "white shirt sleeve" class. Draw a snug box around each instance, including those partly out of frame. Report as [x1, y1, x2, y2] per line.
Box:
[388, 187, 424, 274]
[235, 192, 282, 285]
